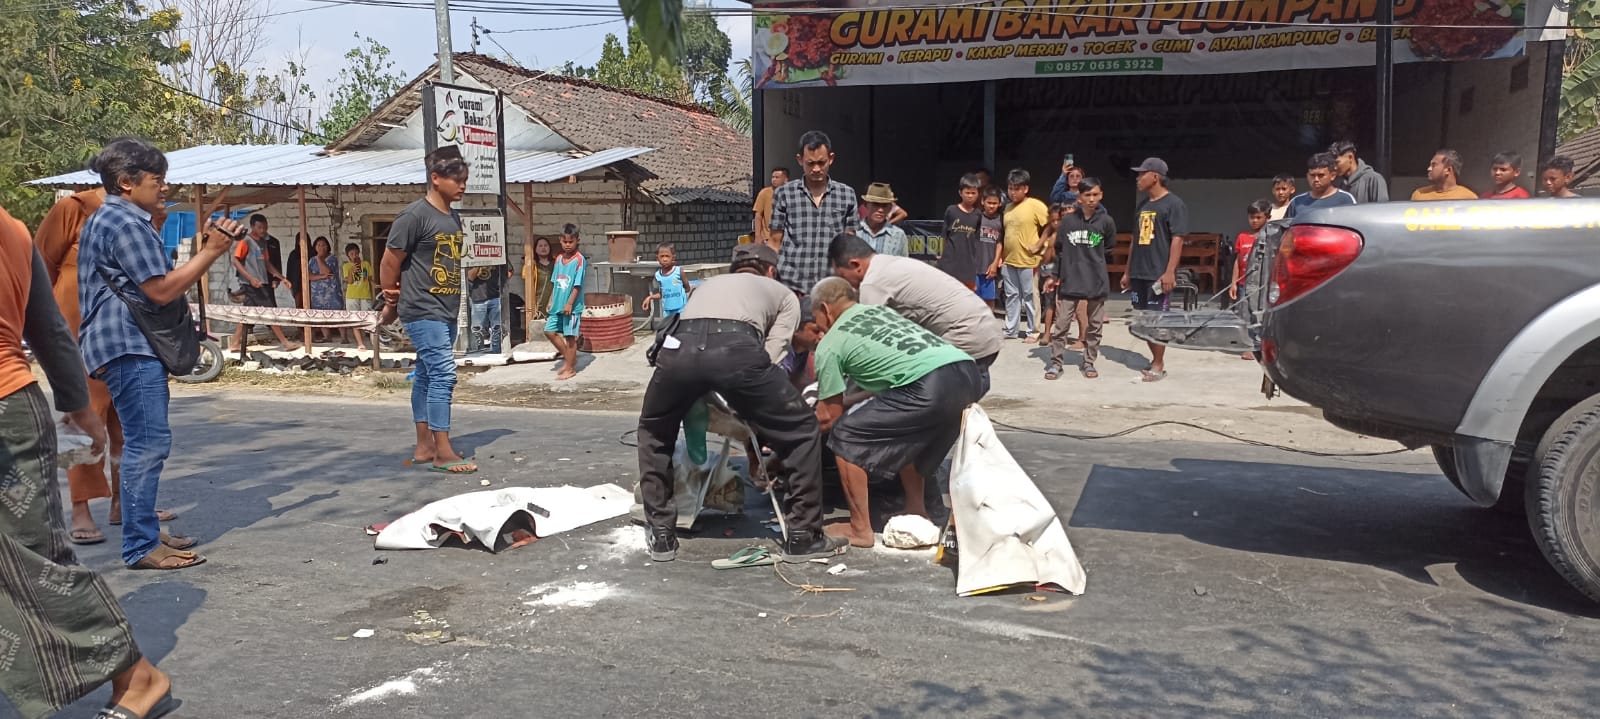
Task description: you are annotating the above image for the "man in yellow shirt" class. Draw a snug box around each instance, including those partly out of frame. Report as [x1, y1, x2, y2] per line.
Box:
[1411, 149, 1478, 201]
[1001, 168, 1052, 339]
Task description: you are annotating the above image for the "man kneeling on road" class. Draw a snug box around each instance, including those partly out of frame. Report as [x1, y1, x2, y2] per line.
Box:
[828, 233, 1003, 397]
[635, 244, 847, 563]
[810, 277, 983, 548]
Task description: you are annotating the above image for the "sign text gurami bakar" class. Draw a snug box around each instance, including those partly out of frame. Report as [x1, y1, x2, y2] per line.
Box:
[827, 0, 1423, 47]
[459, 96, 489, 127]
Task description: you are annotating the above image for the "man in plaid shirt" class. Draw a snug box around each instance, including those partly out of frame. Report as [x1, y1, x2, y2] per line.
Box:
[768, 130, 857, 296]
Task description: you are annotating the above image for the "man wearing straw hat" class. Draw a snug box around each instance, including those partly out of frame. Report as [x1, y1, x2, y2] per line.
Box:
[857, 182, 908, 258]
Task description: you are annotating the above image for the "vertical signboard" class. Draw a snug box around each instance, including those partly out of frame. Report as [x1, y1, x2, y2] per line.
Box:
[424, 82, 509, 353]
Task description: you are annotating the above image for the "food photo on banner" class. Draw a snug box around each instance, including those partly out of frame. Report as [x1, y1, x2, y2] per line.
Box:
[751, 0, 1568, 88]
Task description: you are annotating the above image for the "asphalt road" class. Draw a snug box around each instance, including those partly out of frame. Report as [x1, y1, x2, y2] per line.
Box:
[23, 394, 1600, 719]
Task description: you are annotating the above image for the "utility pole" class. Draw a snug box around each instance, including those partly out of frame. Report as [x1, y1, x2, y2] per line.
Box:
[433, 0, 470, 351]
[435, 0, 455, 83]
[1374, 0, 1393, 180]
[471, 17, 481, 53]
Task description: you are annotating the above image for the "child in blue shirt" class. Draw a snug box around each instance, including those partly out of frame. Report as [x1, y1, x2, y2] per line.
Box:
[545, 224, 586, 380]
[642, 243, 689, 319]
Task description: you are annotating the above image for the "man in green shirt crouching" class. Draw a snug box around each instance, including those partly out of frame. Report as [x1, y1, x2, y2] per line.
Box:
[809, 276, 984, 548]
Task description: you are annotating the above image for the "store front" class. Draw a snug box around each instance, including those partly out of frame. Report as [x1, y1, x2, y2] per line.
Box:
[751, 0, 1568, 234]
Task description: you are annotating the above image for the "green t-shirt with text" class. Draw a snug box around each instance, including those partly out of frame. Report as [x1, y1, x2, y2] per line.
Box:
[814, 303, 972, 400]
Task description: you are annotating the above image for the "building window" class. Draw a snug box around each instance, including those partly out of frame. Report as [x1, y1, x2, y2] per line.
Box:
[1510, 58, 1530, 93]
[1458, 87, 1474, 116]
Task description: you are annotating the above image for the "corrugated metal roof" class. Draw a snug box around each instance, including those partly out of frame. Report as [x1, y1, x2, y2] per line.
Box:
[29, 144, 656, 187]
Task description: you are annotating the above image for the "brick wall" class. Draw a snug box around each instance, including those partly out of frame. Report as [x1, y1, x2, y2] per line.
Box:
[633, 201, 751, 265]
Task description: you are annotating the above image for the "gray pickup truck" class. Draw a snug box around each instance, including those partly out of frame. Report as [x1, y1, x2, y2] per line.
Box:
[1135, 199, 1600, 603]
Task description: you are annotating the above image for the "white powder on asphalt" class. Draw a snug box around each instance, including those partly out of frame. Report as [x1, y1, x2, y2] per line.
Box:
[523, 581, 614, 609]
[598, 525, 643, 562]
[340, 666, 439, 707]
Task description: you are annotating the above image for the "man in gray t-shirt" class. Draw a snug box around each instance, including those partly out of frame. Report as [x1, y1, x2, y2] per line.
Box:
[828, 234, 1003, 397]
[379, 147, 476, 475]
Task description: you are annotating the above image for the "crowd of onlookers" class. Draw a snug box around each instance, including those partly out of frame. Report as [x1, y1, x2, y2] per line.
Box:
[755, 134, 1590, 384]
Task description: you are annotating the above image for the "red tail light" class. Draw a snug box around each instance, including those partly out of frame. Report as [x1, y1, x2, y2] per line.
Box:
[1272, 225, 1363, 306]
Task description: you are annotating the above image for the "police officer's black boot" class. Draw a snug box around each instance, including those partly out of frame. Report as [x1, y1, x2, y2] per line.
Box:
[779, 529, 847, 563]
[646, 525, 678, 562]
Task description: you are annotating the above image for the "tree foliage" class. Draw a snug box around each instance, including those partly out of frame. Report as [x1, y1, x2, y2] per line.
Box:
[561, 12, 749, 134]
[317, 34, 409, 142]
[1561, 3, 1600, 141]
[0, 0, 189, 223]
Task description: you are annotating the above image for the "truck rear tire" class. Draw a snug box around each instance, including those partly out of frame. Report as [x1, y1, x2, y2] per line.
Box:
[1528, 401, 1600, 604]
[1431, 445, 1525, 515]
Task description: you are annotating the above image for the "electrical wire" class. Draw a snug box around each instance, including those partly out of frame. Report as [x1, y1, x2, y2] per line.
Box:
[484, 18, 625, 33]
[616, 414, 1413, 459]
[988, 419, 1415, 458]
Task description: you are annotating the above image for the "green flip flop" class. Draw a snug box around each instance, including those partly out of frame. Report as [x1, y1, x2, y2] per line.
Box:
[429, 460, 479, 475]
[712, 546, 777, 570]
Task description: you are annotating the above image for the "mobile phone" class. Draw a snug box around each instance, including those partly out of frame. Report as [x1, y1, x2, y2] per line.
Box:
[1064, 153, 1075, 166]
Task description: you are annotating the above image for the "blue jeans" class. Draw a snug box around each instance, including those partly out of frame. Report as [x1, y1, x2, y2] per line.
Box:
[405, 319, 458, 432]
[98, 355, 170, 565]
[470, 298, 502, 354]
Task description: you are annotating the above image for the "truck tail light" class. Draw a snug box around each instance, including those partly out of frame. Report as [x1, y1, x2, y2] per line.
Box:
[1272, 225, 1363, 306]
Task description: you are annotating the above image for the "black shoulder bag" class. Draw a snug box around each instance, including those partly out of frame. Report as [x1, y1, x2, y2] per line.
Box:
[95, 263, 201, 376]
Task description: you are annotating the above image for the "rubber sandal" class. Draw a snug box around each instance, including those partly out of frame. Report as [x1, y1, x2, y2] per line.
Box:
[159, 532, 198, 551]
[429, 460, 479, 475]
[1141, 369, 1168, 383]
[130, 546, 205, 571]
[70, 527, 106, 545]
[1044, 363, 1062, 381]
[97, 690, 177, 719]
[1081, 363, 1099, 379]
[712, 546, 778, 570]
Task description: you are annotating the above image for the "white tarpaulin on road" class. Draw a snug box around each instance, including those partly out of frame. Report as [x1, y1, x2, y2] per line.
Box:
[950, 405, 1086, 597]
[375, 484, 632, 551]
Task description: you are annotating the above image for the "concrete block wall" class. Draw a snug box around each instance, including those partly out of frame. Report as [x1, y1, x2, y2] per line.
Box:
[634, 201, 751, 265]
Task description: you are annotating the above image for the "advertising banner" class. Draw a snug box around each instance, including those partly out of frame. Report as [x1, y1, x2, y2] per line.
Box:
[426, 83, 503, 195]
[461, 213, 508, 268]
[752, 0, 1567, 89]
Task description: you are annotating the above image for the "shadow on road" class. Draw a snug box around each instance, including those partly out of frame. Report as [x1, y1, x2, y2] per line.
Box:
[1070, 457, 1598, 615]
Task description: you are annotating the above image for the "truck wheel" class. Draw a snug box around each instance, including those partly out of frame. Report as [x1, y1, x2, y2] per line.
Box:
[1528, 401, 1600, 604]
[1431, 445, 1525, 515]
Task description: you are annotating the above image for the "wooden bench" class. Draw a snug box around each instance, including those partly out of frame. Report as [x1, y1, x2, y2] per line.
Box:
[1107, 231, 1222, 294]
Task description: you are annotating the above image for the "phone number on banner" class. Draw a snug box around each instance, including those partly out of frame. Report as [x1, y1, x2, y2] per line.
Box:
[1035, 58, 1163, 75]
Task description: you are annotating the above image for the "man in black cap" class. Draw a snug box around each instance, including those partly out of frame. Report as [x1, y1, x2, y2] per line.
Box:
[1120, 157, 1189, 382]
[634, 243, 847, 563]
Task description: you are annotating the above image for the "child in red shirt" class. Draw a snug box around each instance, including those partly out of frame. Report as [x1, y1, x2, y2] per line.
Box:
[1231, 200, 1271, 360]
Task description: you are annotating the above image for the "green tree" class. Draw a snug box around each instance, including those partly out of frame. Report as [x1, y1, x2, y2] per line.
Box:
[680, 12, 732, 103]
[317, 34, 409, 142]
[1562, 4, 1599, 141]
[563, 28, 691, 102]
[616, 0, 684, 66]
[0, 0, 189, 223]
[708, 59, 753, 135]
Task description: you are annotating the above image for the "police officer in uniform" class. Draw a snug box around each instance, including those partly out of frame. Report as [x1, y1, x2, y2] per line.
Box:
[636, 244, 847, 563]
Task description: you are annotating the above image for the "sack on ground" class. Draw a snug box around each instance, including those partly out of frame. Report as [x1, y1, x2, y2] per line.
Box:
[949, 405, 1087, 597]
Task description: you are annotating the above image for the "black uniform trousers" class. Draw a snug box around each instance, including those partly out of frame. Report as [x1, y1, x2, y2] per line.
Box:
[636, 319, 824, 533]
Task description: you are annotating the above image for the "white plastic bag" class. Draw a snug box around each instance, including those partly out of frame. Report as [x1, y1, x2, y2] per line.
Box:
[629, 438, 744, 529]
[948, 405, 1087, 597]
[55, 419, 102, 468]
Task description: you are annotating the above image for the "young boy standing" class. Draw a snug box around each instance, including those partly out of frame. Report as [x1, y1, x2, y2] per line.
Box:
[1001, 168, 1051, 340]
[1482, 152, 1531, 199]
[643, 243, 689, 319]
[938, 173, 983, 290]
[1044, 178, 1116, 380]
[976, 187, 1005, 312]
[1268, 174, 1297, 221]
[1542, 156, 1582, 198]
[342, 242, 373, 351]
[546, 224, 586, 380]
[1036, 203, 1064, 347]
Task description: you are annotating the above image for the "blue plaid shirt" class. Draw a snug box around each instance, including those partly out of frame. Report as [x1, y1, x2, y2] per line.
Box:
[770, 178, 857, 295]
[78, 195, 170, 373]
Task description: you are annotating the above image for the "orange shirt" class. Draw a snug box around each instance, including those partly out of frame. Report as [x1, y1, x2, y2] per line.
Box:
[752, 186, 775, 241]
[34, 188, 106, 336]
[0, 206, 37, 401]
